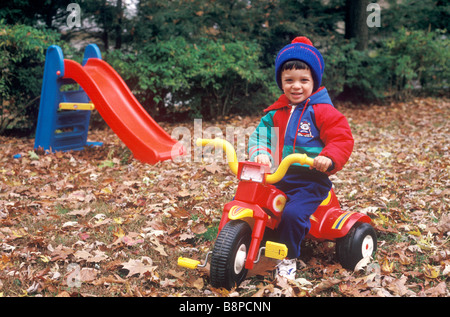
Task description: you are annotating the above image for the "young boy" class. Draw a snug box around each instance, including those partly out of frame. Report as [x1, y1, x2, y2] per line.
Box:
[248, 36, 354, 279]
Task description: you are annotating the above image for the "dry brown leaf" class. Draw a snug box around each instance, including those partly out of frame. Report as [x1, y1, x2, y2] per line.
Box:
[80, 268, 99, 283]
[121, 259, 157, 278]
[385, 275, 413, 296]
[311, 278, 341, 294]
[424, 281, 447, 296]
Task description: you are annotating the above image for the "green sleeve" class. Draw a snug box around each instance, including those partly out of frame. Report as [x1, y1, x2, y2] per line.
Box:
[248, 111, 276, 163]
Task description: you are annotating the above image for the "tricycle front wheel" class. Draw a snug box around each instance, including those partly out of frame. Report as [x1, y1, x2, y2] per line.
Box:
[336, 222, 377, 270]
[210, 220, 252, 289]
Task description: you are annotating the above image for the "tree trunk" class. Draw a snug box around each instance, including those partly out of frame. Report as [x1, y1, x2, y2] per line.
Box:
[101, 0, 109, 51]
[115, 0, 123, 49]
[345, 0, 368, 50]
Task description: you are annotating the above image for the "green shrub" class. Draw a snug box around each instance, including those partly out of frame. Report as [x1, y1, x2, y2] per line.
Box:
[383, 28, 449, 98]
[106, 37, 268, 119]
[323, 29, 449, 103]
[105, 37, 193, 118]
[0, 21, 72, 135]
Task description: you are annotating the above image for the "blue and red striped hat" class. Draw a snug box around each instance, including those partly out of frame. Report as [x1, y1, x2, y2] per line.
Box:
[275, 36, 325, 92]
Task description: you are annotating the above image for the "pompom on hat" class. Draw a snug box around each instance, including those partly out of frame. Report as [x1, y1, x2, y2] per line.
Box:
[275, 36, 325, 92]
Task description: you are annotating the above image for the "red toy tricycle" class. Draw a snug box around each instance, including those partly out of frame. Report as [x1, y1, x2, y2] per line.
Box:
[178, 138, 377, 289]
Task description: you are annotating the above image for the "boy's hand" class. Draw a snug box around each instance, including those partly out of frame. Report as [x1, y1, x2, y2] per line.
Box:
[311, 156, 333, 173]
[254, 154, 272, 168]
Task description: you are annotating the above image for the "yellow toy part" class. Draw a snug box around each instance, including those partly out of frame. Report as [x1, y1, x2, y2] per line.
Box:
[177, 257, 201, 269]
[264, 241, 288, 260]
[265, 153, 314, 184]
[319, 191, 332, 206]
[228, 206, 254, 220]
[59, 102, 95, 110]
[196, 138, 238, 175]
[331, 211, 356, 230]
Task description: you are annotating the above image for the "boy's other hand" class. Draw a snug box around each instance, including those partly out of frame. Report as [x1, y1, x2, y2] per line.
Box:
[311, 156, 332, 173]
[254, 154, 272, 168]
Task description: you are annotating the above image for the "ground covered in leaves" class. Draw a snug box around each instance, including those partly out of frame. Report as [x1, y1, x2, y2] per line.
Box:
[0, 98, 448, 297]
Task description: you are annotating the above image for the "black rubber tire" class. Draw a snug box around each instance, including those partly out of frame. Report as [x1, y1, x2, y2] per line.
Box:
[210, 220, 252, 289]
[336, 222, 377, 270]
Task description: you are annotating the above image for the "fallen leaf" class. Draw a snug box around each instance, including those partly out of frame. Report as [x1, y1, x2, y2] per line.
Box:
[149, 236, 168, 256]
[68, 190, 88, 202]
[113, 227, 125, 239]
[204, 163, 221, 174]
[74, 250, 92, 262]
[78, 232, 90, 241]
[62, 221, 78, 228]
[191, 223, 207, 234]
[311, 278, 341, 294]
[381, 257, 394, 274]
[424, 281, 447, 296]
[113, 217, 125, 224]
[192, 278, 204, 290]
[122, 235, 144, 246]
[423, 264, 440, 279]
[68, 208, 91, 217]
[12, 228, 27, 238]
[80, 268, 99, 282]
[354, 256, 372, 271]
[385, 275, 412, 296]
[39, 255, 51, 263]
[121, 259, 157, 278]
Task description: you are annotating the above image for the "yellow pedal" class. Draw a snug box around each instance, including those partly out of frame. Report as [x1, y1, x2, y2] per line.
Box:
[177, 257, 200, 269]
[264, 241, 288, 260]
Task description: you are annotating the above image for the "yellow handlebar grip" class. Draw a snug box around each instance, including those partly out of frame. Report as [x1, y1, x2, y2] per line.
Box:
[177, 257, 201, 269]
[305, 157, 315, 167]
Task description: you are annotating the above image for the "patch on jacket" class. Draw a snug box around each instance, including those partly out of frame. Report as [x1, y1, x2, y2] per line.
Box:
[297, 120, 313, 138]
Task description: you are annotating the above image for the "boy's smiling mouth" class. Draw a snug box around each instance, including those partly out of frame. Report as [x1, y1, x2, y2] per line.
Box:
[291, 92, 303, 99]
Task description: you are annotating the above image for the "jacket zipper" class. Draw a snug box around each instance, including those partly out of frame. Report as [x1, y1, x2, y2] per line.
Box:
[287, 98, 310, 153]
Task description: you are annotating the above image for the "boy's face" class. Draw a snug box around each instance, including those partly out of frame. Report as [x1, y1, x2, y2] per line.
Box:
[281, 68, 314, 104]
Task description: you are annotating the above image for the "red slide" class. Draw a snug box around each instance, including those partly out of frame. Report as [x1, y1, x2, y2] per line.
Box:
[63, 58, 184, 164]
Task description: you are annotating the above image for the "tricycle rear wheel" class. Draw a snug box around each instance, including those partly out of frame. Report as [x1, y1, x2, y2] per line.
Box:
[210, 220, 252, 289]
[336, 222, 377, 270]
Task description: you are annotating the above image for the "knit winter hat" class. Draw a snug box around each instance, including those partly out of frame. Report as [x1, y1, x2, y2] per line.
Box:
[275, 36, 325, 92]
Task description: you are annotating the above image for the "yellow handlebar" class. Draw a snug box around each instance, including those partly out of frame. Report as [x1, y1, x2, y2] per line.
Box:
[265, 153, 314, 184]
[196, 138, 315, 184]
[196, 138, 239, 175]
